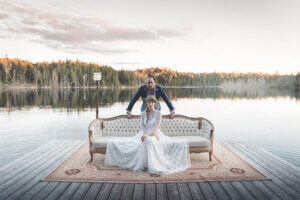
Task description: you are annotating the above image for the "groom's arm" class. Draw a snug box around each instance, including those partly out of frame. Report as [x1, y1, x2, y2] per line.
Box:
[160, 87, 175, 114]
[126, 86, 143, 114]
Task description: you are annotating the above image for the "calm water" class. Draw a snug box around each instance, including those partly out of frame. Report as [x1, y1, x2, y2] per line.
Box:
[0, 87, 299, 168]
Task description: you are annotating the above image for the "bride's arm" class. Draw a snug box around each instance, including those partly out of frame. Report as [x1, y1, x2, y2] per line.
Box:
[140, 112, 148, 141]
[140, 112, 147, 133]
[149, 111, 162, 135]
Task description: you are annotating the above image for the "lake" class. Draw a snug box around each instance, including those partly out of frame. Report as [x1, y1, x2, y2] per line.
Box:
[0, 87, 299, 168]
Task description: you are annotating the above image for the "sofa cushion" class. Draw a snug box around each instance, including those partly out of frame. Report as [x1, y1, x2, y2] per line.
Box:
[173, 136, 211, 147]
[92, 136, 210, 149]
[93, 137, 121, 148]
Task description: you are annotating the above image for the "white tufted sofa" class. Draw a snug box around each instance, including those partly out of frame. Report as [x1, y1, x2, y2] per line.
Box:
[88, 115, 214, 162]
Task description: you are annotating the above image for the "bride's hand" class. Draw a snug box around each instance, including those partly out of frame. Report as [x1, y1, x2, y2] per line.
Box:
[152, 134, 160, 141]
[141, 133, 148, 142]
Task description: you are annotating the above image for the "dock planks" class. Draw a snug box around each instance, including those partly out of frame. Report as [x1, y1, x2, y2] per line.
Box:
[0, 140, 299, 200]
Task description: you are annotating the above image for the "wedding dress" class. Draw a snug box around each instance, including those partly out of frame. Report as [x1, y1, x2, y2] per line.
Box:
[104, 110, 191, 174]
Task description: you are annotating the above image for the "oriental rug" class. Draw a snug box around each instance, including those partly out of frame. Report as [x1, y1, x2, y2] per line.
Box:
[42, 141, 269, 183]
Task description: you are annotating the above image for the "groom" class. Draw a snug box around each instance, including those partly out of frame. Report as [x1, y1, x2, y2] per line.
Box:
[126, 74, 175, 118]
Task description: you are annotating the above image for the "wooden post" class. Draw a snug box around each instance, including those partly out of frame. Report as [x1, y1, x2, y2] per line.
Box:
[96, 80, 99, 119]
[93, 72, 101, 119]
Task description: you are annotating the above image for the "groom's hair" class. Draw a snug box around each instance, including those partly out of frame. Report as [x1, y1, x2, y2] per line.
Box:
[147, 73, 157, 83]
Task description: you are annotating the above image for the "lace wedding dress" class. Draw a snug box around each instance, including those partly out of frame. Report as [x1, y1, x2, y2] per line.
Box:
[104, 110, 191, 174]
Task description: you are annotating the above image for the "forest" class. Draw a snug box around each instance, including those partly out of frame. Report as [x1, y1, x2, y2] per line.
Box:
[0, 57, 298, 89]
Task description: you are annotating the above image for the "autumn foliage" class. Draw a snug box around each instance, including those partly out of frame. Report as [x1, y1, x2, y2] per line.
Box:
[0, 57, 296, 88]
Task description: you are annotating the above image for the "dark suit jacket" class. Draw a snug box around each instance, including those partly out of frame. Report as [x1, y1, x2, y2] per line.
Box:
[126, 85, 175, 112]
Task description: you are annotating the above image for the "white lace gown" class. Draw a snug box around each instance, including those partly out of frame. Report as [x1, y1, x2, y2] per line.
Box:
[104, 110, 191, 174]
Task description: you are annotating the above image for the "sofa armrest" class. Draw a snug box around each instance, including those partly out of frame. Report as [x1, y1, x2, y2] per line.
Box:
[197, 118, 214, 140]
[88, 119, 103, 146]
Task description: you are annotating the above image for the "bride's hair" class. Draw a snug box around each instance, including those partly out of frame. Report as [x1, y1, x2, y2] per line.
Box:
[145, 96, 157, 124]
[146, 107, 150, 124]
[146, 103, 156, 124]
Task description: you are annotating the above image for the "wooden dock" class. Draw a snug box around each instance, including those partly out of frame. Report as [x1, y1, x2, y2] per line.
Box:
[0, 140, 299, 200]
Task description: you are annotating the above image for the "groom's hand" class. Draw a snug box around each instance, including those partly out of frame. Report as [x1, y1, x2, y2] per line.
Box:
[169, 113, 175, 119]
[127, 113, 133, 119]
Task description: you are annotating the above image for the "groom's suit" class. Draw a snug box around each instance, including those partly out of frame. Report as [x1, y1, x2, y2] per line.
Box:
[126, 85, 175, 113]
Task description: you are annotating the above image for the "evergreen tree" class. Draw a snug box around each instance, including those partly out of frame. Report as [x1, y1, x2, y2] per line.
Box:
[295, 72, 300, 92]
[0, 57, 297, 89]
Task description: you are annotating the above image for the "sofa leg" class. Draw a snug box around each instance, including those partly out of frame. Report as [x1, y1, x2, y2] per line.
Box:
[209, 152, 212, 161]
[90, 153, 93, 162]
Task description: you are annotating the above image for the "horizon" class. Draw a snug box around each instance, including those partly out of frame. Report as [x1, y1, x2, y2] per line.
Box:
[1, 0, 300, 75]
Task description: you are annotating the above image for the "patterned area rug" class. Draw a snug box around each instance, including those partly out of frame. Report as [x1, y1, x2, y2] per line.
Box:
[43, 141, 269, 183]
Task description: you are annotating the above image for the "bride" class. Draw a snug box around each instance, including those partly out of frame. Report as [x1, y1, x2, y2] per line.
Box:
[104, 95, 191, 175]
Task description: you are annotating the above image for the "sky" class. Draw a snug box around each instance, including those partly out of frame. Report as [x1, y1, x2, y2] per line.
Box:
[0, 0, 299, 75]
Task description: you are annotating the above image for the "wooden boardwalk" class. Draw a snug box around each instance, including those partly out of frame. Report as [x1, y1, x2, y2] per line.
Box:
[0, 140, 299, 200]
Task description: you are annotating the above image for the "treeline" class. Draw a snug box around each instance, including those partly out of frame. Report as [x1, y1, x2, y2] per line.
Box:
[0, 57, 298, 88]
[0, 57, 137, 88]
[295, 73, 300, 92]
[135, 68, 296, 89]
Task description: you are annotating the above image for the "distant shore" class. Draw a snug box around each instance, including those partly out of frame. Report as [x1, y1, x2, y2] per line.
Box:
[0, 83, 228, 89]
[0, 84, 138, 90]
[0, 84, 292, 90]
[0, 85, 219, 90]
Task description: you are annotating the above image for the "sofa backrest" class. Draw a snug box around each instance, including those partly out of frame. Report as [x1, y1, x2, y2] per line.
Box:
[160, 117, 212, 138]
[101, 117, 140, 137]
[90, 115, 213, 139]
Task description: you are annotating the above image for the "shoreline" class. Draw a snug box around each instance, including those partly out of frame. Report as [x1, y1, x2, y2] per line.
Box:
[0, 84, 294, 90]
[0, 85, 223, 90]
[0, 85, 138, 90]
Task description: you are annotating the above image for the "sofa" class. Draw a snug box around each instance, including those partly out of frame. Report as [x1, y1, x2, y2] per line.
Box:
[88, 115, 214, 162]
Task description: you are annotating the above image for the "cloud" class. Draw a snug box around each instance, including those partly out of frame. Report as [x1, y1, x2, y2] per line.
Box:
[30, 38, 132, 55]
[0, 13, 9, 19]
[0, 0, 190, 55]
[154, 28, 189, 37]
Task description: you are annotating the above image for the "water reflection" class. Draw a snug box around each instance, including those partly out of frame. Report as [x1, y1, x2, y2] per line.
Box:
[0, 87, 298, 110]
[0, 87, 299, 168]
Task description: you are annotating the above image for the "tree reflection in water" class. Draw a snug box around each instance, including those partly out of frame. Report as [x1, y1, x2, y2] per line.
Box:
[0, 87, 298, 111]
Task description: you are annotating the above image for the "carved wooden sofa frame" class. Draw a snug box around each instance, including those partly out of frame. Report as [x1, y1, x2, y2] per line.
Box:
[88, 115, 214, 162]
